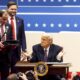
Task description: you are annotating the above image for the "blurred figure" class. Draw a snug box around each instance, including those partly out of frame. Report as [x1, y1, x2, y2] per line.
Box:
[0, 10, 12, 80]
[7, 1, 27, 73]
[17, 72, 28, 80]
[7, 73, 28, 80]
[25, 70, 39, 80]
[7, 71, 39, 80]
[72, 75, 80, 80]
[7, 73, 18, 80]
[2, 10, 9, 24]
[0, 10, 10, 41]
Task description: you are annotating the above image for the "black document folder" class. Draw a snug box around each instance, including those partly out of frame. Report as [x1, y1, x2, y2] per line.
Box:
[3, 40, 19, 46]
[0, 40, 19, 53]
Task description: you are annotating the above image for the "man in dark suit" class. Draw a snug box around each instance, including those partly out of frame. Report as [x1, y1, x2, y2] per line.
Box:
[30, 34, 63, 62]
[0, 10, 12, 80]
[7, 1, 27, 73]
[30, 34, 64, 80]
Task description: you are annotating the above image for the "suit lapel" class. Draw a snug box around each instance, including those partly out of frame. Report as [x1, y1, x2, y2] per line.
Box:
[38, 45, 44, 61]
[5, 23, 9, 39]
[16, 17, 18, 34]
[5, 23, 12, 40]
[5, 23, 9, 31]
[47, 45, 54, 61]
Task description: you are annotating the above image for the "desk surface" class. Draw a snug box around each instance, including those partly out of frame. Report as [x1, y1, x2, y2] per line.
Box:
[15, 61, 71, 68]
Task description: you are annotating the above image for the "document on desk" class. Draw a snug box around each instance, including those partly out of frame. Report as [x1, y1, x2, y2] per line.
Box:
[45, 62, 71, 67]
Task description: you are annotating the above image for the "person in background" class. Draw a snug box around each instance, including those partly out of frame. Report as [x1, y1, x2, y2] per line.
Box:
[7, 71, 39, 80]
[0, 10, 12, 80]
[7, 73, 19, 80]
[7, 1, 27, 73]
[24, 70, 39, 80]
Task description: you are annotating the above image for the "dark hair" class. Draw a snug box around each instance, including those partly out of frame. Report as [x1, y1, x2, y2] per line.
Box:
[7, 1, 17, 8]
[73, 75, 80, 80]
[0, 10, 3, 17]
[25, 70, 35, 80]
[17, 72, 23, 80]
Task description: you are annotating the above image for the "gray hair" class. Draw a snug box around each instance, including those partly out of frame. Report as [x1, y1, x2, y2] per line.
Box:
[41, 33, 53, 43]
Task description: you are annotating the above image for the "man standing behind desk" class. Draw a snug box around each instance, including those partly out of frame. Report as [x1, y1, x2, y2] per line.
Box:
[7, 1, 27, 73]
[0, 10, 12, 80]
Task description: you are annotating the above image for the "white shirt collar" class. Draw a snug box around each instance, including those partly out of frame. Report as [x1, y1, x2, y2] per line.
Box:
[8, 16, 15, 22]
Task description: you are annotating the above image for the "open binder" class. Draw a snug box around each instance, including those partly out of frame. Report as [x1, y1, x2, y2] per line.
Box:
[0, 40, 19, 52]
[3, 40, 19, 46]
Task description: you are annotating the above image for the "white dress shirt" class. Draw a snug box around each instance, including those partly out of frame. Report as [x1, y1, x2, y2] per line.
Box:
[57, 50, 64, 61]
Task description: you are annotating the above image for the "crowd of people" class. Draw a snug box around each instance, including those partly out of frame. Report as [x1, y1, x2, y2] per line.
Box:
[7, 70, 39, 80]
[0, 1, 65, 80]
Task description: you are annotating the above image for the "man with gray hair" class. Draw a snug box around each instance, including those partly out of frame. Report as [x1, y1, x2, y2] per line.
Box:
[30, 33, 63, 62]
[29, 33, 64, 80]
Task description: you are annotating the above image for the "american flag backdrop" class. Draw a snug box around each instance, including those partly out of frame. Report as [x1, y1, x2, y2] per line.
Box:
[0, 0, 80, 32]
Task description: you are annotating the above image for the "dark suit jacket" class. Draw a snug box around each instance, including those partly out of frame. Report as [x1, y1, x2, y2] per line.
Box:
[30, 44, 63, 62]
[11, 16, 27, 64]
[15, 16, 26, 51]
[0, 23, 12, 64]
[5, 23, 12, 40]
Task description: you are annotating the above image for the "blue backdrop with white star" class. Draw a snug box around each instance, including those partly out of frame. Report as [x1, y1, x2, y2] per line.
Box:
[0, 0, 80, 32]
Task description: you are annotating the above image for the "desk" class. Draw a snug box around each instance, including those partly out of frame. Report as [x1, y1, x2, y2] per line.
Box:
[15, 61, 71, 78]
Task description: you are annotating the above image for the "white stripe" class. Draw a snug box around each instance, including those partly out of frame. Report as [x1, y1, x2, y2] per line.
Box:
[18, 6, 80, 8]
[0, 6, 6, 7]
[0, 5, 80, 8]
[25, 31, 80, 33]
[17, 12, 80, 15]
